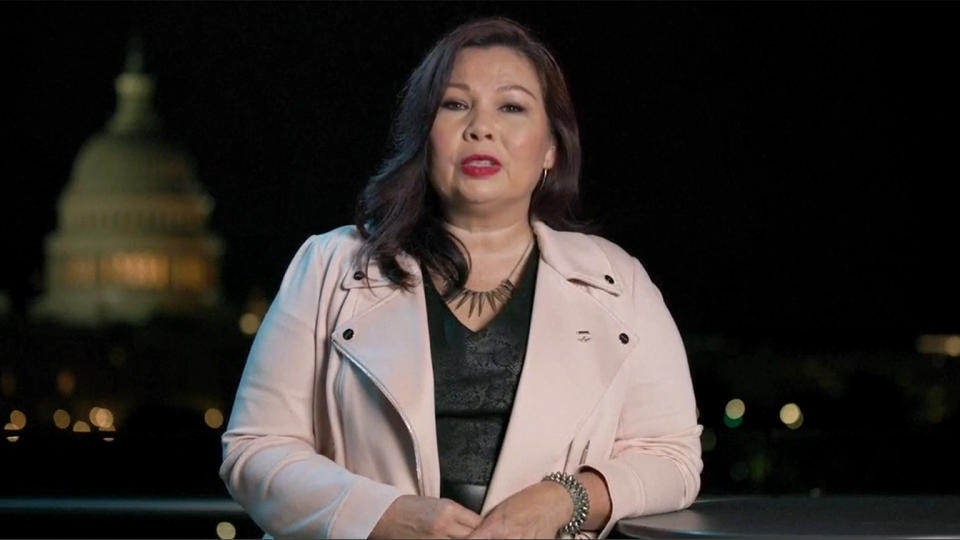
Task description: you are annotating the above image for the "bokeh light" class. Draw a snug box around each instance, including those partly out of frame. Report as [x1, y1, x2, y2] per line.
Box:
[725, 399, 745, 419]
[73, 421, 91, 432]
[239, 313, 260, 336]
[10, 410, 26, 429]
[724, 398, 745, 428]
[90, 407, 114, 429]
[53, 409, 71, 429]
[946, 336, 960, 356]
[916, 334, 960, 357]
[780, 403, 804, 429]
[205, 408, 224, 429]
[216, 521, 236, 539]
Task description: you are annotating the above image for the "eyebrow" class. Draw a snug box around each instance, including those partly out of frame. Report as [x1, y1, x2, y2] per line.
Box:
[447, 82, 539, 101]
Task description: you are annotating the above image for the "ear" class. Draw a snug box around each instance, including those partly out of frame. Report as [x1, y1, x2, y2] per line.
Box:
[543, 138, 557, 170]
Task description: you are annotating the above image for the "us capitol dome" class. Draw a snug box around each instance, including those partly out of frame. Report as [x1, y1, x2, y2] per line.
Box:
[32, 45, 223, 326]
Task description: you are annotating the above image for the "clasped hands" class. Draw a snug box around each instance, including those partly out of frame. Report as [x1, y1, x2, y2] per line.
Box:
[369, 479, 575, 539]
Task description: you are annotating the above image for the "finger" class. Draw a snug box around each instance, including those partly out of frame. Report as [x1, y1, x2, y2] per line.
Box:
[443, 521, 476, 539]
[441, 499, 482, 529]
[455, 509, 483, 529]
[465, 520, 494, 540]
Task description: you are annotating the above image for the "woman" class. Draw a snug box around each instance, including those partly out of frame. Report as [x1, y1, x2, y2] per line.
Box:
[220, 17, 702, 539]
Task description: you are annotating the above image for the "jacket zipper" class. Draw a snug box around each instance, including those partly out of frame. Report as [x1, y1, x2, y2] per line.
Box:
[332, 340, 425, 496]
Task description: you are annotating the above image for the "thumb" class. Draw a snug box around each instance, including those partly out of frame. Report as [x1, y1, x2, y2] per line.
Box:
[464, 517, 489, 539]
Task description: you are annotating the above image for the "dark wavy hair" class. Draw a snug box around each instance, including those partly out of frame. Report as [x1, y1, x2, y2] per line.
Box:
[355, 16, 587, 293]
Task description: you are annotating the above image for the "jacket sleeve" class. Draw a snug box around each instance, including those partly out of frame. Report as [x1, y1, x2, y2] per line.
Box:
[578, 258, 703, 538]
[219, 235, 404, 539]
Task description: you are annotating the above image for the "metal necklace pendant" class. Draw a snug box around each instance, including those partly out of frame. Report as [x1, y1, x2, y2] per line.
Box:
[445, 237, 533, 319]
[448, 279, 516, 318]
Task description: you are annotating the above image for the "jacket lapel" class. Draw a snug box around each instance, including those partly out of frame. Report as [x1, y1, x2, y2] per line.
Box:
[329, 222, 637, 507]
[330, 260, 441, 498]
[482, 245, 637, 512]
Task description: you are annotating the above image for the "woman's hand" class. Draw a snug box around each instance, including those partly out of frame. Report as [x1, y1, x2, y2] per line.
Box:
[466, 481, 572, 539]
[369, 495, 482, 539]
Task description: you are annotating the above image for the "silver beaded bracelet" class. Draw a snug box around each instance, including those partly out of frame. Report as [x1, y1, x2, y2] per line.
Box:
[542, 471, 590, 538]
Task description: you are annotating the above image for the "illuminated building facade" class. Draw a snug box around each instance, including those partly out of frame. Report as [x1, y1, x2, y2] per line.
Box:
[32, 45, 222, 326]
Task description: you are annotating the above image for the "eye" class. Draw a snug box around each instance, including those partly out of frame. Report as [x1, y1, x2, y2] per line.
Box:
[441, 100, 467, 111]
[501, 103, 526, 113]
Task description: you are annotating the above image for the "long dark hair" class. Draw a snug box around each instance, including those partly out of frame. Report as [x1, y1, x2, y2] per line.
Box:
[355, 16, 587, 292]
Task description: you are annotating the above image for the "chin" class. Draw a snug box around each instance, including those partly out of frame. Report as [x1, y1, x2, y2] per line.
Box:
[454, 180, 509, 202]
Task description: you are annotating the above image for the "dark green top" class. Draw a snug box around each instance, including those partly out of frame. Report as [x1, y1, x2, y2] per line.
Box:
[422, 245, 539, 493]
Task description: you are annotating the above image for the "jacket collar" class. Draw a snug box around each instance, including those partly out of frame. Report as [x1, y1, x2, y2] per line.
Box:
[531, 219, 622, 296]
[341, 219, 623, 296]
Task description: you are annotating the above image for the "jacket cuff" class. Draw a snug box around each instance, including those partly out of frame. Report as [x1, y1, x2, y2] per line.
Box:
[578, 460, 636, 538]
[328, 475, 404, 539]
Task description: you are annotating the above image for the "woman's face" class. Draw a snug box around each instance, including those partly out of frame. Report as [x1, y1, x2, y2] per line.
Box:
[428, 46, 556, 218]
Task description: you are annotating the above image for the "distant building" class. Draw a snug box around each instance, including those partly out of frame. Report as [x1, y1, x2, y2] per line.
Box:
[32, 43, 222, 326]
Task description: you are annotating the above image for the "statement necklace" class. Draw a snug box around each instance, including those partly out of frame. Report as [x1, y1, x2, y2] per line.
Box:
[446, 236, 535, 318]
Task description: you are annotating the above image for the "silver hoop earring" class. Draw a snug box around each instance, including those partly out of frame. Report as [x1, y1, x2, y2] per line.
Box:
[537, 168, 548, 191]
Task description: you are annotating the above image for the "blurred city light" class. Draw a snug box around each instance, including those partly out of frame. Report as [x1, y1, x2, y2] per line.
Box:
[73, 421, 91, 432]
[205, 408, 224, 429]
[90, 407, 114, 429]
[98, 409, 114, 428]
[53, 409, 71, 429]
[916, 334, 960, 357]
[239, 313, 260, 336]
[10, 410, 26, 429]
[216, 521, 237, 539]
[725, 399, 745, 419]
[724, 398, 745, 428]
[780, 403, 804, 429]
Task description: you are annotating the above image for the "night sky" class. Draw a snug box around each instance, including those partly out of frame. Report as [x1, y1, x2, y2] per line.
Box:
[5, 2, 958, 335]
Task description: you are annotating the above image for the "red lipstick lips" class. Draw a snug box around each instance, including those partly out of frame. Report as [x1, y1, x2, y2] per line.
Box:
[460, 154, 501, 177]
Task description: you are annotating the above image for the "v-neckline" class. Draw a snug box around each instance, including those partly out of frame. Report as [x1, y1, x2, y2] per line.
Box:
[423, 247, 538, 335]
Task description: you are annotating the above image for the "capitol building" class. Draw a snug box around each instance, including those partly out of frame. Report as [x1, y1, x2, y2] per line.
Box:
[32, 46, 222, 326]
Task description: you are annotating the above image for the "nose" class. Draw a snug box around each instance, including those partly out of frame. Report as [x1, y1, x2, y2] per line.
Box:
[464, 111, 494, 141]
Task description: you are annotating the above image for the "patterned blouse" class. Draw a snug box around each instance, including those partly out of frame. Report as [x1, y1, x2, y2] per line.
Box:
[422, 245, 539, 502]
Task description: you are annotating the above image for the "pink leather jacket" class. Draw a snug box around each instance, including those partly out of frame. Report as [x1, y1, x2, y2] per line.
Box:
[220, 220, 702, 538]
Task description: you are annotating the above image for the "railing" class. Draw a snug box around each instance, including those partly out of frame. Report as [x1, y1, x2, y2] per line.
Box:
[0, 498, 262, 538]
